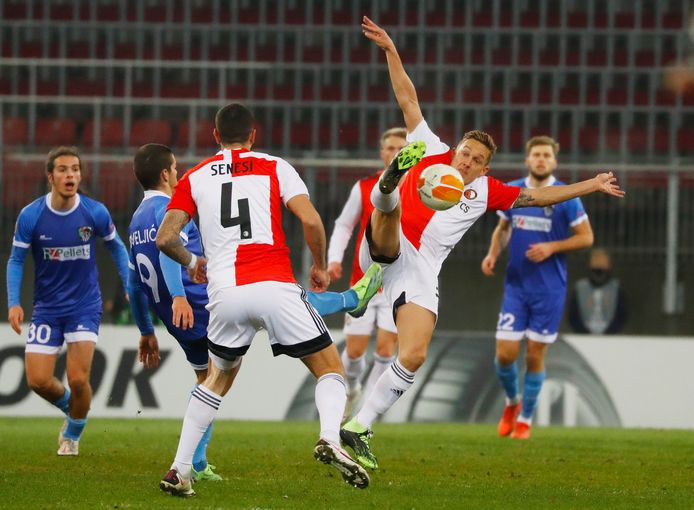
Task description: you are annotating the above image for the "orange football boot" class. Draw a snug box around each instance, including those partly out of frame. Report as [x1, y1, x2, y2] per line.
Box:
[511, 421, 531, 440]
[497, 402, 521, 437]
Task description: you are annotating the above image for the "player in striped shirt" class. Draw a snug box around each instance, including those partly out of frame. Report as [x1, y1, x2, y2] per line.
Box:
[6, 146, 130, 456]
[328, 127, 405, 419]
[156, 104, 371, 495]
[339, 17, 625, 471]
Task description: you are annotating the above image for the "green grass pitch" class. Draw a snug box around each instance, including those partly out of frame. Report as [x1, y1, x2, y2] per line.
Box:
[3, 417, 693, 509]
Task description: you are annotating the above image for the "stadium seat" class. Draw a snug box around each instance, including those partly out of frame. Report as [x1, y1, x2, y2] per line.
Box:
[578, 126, 600, 153]
[677, 128, 694, 155]
[627, 127, 649, 154]
[175, 120, 216, 150]
[614, 12, 635, 28]
[2, 116, 28, 146]
[82, 119, 124, 148]
[567, 10, 588, 27]
[559, 87, 580, 104]
[2, 159, 46, 210]
[98, 162, 137, 211]
[66, 80, 107, 97]
[35, 118, 77, 146]
[161, 82, 200, 98]
[337, 123, 360, 149]
[511, 88, 532, 104]
[129, 119, 172, 147]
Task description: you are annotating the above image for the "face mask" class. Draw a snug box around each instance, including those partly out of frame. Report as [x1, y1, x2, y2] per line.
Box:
[589, 268, 611, 286]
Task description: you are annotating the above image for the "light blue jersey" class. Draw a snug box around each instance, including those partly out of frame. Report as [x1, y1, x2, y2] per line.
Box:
[128, 191, 209, 366]
[496, 176, 587, 342]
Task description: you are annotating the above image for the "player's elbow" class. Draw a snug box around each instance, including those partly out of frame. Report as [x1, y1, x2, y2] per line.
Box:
[155, 229, 172, 252]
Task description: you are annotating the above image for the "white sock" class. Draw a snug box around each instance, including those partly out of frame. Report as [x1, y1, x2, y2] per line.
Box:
[363, 353, 396, 398]
[315, 373, 347, 445]
[341, 349, 366, 391]
[357, 359, 415, 429]
[172, 385, 222, 479]
[370, 183, 400, 213]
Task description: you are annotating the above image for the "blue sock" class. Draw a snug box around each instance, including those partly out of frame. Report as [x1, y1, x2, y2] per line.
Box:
[495, 360, 519, 401]
[306, 290, 357, 316]
[192, 422, 214, 472]
[63, 415, 87, 441]
[521, 370, 546, 420]
[52, 387, 71, 415]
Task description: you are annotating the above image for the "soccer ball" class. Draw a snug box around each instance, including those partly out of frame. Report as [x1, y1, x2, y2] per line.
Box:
[417, 164, 465, 211]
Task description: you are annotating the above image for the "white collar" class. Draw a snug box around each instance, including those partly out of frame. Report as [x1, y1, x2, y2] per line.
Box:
[45, 193, 80, 216]
[525, 175, 556, 189]
[143, 190, 171, 201]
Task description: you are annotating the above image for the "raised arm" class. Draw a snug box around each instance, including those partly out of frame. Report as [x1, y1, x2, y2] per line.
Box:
[286, 194, 329, 292]
[362, 16, 423, 132]
[512, 172, 624, 208]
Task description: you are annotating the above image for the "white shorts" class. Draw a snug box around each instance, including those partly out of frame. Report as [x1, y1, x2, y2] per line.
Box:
[343, 291, 397, 336]
[206, 281, 333, 359]
[359, 227, 440, 318]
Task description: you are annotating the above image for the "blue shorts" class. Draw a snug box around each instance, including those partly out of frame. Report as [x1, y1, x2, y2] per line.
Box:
[495, 287, 566, 344]
[172, 334, 209, 371]
[26, 311, 102, 355]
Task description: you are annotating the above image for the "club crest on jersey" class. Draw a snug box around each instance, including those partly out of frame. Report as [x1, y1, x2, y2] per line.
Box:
[78, 226, 93, 242]
[463, 189, 477, 200]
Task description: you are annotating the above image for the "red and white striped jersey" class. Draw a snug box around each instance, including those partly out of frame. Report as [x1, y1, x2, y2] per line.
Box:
[327, 171, 381, 286]
[168, 148, 308, 294]
[401, 120, 521, 275]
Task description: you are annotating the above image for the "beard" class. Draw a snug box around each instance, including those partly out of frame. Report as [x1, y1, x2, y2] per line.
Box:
[529, 169, 552, 183]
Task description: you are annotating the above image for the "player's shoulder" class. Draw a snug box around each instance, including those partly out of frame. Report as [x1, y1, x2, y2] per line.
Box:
[16, 195, 48, 226]
[79, 193, 109, 212]
[242, 149, 292, 168]
[507, 177, 526, 187]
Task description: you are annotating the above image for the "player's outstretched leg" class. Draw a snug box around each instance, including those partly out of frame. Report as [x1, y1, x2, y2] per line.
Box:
[378, 140, 426, 194]
[347, 263, 383, 318]
[314, 439, 369, 489]
[191, 423, 223, 481]
[340, 417, 378, 470]
[160, 468, 195, 497]
[511, 370, 546, 440]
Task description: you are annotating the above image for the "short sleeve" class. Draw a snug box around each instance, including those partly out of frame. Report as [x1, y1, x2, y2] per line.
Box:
[12, 208, 36, 248]
[407, 119, 450, 157]
[564, 196, 588, 227]
[91, 201, 117, 240]
[168, 172, 197, 217]
[486, 177, 521, 211]
[276, 159, 309, 205]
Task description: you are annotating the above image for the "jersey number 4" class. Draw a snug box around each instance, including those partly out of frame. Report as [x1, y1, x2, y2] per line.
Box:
[220, 182, 253, 239]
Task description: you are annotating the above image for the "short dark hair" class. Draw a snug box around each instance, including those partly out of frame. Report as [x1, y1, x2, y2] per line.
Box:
[526, 135, 559, 156]
[215, 103, 255, 145]
[461, 130, 498, 163]
[133, 143, 174, 190]
[46, 146, 82, 174]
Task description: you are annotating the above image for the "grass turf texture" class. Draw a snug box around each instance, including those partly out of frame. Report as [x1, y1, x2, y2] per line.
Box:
[2, 418, 693, 509]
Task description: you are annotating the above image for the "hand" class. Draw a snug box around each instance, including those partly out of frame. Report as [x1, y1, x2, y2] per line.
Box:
[361, 15, 396, 52]
[310, 265, 330, 292]
[525, 243, 554, 263]
[8, 305, 24, 334]
[481, 254, 497, 276]
[187, 255, 208, 284]
[172, 296, 194, 330]
[594, 172, 625, 198]
[327, 262, 342, 281]
[138, 333, 160, 369]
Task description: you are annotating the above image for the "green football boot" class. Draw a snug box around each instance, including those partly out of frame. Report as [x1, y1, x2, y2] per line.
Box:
[348, 263, 383, 318]
[340, 417, 378, 470]
[378, 140, 426, 193]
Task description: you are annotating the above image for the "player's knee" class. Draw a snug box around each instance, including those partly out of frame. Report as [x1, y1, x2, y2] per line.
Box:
[399, 350, 426, 371]
[67, 375, 91, 394]
[496, 351, 517, 366]
[26, 375, 53, 395]
[375, 343, 396, 357]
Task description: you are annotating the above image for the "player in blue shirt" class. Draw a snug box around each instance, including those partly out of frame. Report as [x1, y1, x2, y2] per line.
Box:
[127, 143, 383, 483]
[6, 146, 130, 456]
[481, 136, 594, 439]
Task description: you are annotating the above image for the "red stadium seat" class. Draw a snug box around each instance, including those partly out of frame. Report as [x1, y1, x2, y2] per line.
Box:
[337, 123, 360, 149]
[677, 128, 694, 155]
[2, 159, 46, 210]
[2, 1, 29, 19]
[2, 116, 28, 146]
[161, 82, 200, 98]
[35, 118, 77, 146]
[654, 127, 670, 154]
[614, 12, 635, 28]
[98, 162, 136, 211]
[225, 83, 249, 100]
[606, 87, 628, 105]
[559, 87, 580, 104]
[289, 122, 313, 149]
[627, 127, 649, 154]
[578, 126, 599, 153]
[320, 84, 342, 101]
[66, 80, 107, 97]
[511, 88, 532, 104]
[567, 10, 588, 27]
[82, 119, 124, 148]
[273, 84, 296, 101]
[129, 119, 172, 147]
[176, 120, 216, 150]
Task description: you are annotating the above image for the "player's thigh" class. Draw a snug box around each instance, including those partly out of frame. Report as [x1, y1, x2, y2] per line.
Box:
[206, 287, 262, 361]
[495, 339, 522, 364]
[526, 291, 566, 344]
[65, 341, 96, 383]
[373, 292, 397, 335]
[393, 302, 436, 369]
[24, 352, 59, 387]
[495, 287, 529, 341]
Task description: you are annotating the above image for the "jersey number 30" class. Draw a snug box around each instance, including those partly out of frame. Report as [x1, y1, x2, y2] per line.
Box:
[221, 182, 253, 239]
